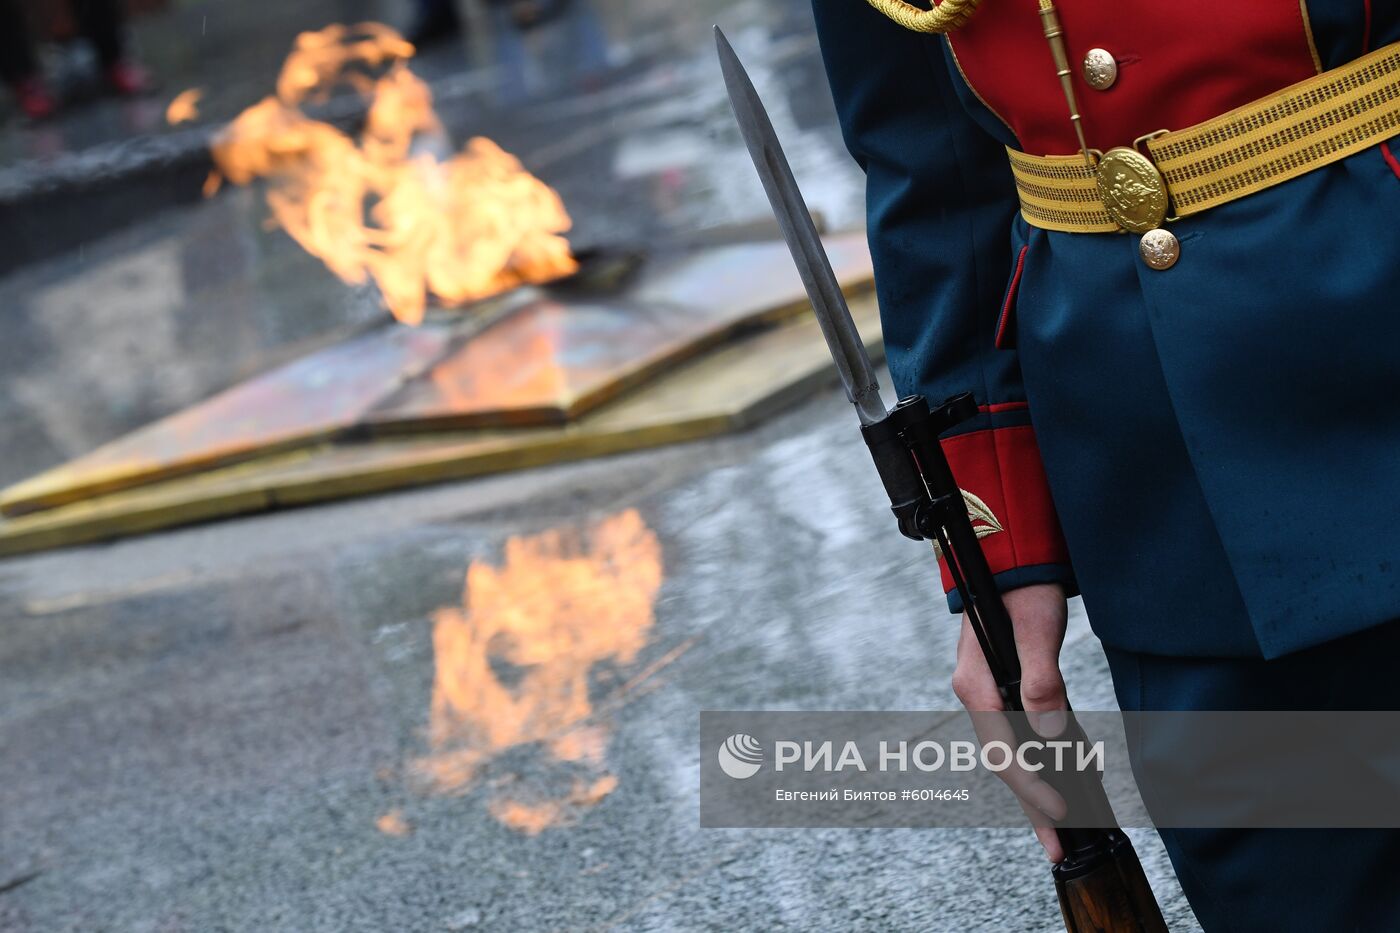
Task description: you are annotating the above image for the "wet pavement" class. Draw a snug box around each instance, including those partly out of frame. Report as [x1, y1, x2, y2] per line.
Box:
[0, 385, 1200, 932]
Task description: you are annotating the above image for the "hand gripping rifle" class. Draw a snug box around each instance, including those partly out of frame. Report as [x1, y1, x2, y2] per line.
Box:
[716, 28, 1167, 932]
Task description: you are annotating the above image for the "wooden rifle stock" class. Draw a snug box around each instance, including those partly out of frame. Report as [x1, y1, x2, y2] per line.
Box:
[1055, 831, 1166, 933]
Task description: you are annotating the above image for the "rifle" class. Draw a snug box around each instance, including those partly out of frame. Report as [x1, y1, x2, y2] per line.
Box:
[716, 27, 1168, 932]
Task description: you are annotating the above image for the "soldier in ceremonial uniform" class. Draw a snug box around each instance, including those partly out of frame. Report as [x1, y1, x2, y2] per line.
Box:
[809, 0, 1400, 928]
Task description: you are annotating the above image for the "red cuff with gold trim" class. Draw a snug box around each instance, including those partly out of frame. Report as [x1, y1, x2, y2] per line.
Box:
[936, 425, 1070, 594]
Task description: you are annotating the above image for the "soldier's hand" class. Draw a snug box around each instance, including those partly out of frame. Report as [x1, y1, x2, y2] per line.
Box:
[950, 582, 1070, 862]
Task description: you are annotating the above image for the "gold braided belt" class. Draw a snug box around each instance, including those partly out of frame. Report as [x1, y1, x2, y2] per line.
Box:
[1008, 41, 1400, 234]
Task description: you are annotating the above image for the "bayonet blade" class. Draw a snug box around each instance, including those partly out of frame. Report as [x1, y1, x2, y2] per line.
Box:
[715, 26, 887, 425]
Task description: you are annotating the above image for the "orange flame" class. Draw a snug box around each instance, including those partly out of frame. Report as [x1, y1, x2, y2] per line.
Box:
[165, 88, 202, 125]
[209, 23, 577, 325]
[489, 775, 618, 836]
[413, 509, 663, 832]
[374, 808, 413, 836]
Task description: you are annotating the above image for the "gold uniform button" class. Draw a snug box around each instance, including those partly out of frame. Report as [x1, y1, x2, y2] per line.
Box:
[1083, 48, 1118, 90]
[1139, 228, 1180, 270]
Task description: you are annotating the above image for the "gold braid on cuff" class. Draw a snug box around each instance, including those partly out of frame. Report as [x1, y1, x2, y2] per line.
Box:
[864, 0, 982, 34]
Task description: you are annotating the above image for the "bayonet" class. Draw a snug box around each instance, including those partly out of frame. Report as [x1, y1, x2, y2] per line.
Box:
[714, 26, 887, 426]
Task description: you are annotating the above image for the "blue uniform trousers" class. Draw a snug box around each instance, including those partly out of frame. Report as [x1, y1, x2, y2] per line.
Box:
[1104, 620, 1400, 932]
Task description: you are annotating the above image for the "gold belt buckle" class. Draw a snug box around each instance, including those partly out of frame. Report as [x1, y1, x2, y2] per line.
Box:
[1093, 130, 1171, 233]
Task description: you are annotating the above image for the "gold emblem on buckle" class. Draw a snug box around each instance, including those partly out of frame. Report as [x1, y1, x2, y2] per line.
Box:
[1095, 146, 1168, 234]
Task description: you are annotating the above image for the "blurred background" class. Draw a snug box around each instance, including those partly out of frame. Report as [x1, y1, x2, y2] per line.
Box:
[0, 0, 868, 489]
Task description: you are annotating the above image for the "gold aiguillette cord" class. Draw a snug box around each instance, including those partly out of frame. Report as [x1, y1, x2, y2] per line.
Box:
[1037, 0, 1095, 168]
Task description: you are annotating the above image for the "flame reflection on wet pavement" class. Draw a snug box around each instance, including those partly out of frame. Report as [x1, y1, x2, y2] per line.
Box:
[412, 508, 663, 833]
